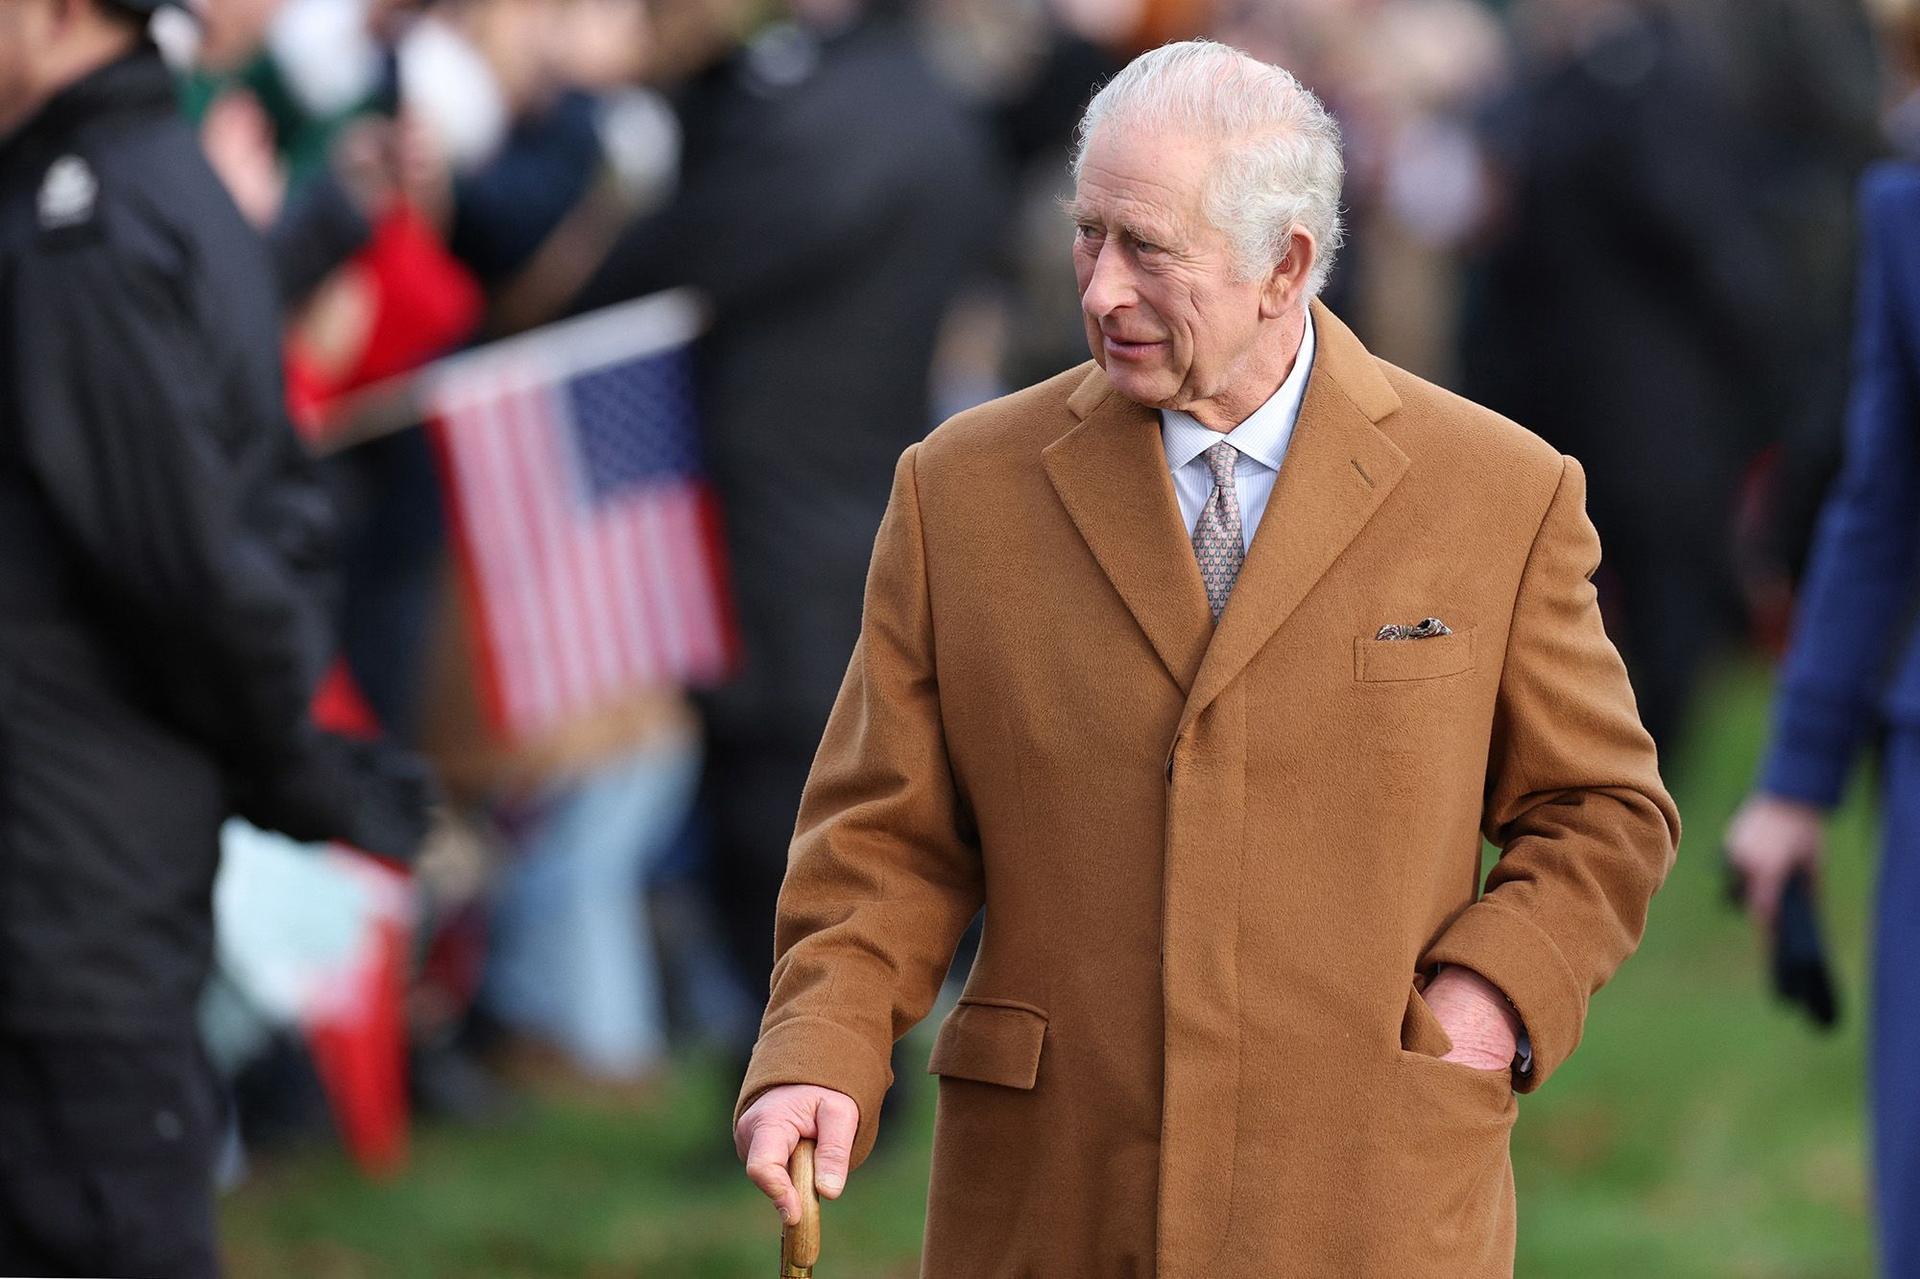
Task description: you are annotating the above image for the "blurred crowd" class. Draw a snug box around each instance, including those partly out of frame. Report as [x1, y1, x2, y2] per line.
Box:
[129, 0, 1919, 1194]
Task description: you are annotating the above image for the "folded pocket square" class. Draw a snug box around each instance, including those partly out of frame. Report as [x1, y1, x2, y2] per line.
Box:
[1375, 617, 1452, 640]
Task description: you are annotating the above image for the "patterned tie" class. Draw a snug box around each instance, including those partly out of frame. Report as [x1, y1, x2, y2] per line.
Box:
[1192, 441, 1244, 621]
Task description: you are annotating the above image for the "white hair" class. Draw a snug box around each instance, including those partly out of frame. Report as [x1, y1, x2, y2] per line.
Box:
[1071, 39, 1346, 297]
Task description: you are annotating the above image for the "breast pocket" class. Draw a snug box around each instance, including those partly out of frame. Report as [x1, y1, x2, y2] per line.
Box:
[1352, 626, 1476, 682]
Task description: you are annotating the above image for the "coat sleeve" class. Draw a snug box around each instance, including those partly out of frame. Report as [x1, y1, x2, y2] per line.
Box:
[1422, 454, 1682, 1091]
[1757, 165, 1920, 808]
[15, 228, 430, 859]
[731, 443, 985, 1171]
[15, 235, 334, 760]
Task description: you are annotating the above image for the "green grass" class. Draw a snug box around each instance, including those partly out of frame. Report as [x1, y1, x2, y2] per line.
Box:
[221, 657, 1879, 1277]
[222, 1056, 935, 1278]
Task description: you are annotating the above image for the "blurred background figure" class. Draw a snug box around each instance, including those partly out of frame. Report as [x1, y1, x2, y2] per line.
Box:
[1890, 0, 1920, 154]
[423, 591, 703, 1100]
[569, 0, 1000, 1141]
[1217, 0, 1512, 395]
[1462, 0, 1880, 755]
[1727, 3, 1920, 1274]
[0, 0, 430, 1273]
[172, 0, 680, 1116]
[916, 0, 1127, 399]
[392, 0, 703, 1110]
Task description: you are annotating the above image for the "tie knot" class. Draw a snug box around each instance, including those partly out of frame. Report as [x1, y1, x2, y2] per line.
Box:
[1204, 441, 1238, 487]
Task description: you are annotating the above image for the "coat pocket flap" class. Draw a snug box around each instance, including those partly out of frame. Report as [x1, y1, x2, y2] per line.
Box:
[926, 999, 1048, 1089]
[1400, 982, 1456, 1058]
[1354, 627, 1476, 682]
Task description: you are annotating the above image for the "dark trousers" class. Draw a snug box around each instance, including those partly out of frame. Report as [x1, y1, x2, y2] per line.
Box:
[1876, 732, 1920, 1278]
[0, 1035, 221, 1278]
[702, 725, 816, 1010]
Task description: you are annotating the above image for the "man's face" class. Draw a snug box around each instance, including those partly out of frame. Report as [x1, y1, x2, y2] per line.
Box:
[462, 0, 570, 108]
[1069, 122, 1270, 425]
[196, 0, 286, 74]
[552, 0, 650, 90]
[644, 0, 747, 87]
[0, 0, 61, 138]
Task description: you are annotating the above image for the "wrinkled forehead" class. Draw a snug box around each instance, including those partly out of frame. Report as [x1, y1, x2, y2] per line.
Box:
[1069, 120, 1223, 228]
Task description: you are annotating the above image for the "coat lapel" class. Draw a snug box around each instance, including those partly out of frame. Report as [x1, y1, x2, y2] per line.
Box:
[1178, 302, 1409, 733]
[1044, 369, 1215, 694]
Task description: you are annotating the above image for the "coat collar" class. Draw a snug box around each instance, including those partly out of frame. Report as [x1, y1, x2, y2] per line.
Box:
[1044, 300, 1409, 725]
[1045, 374, 1216, 695]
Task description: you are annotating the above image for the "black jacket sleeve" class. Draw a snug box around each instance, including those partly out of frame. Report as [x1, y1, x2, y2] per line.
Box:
[13, 223, 428, 858]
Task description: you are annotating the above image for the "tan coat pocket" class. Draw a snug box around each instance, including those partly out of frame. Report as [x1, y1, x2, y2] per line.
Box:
[927, 998, 1049, 1089]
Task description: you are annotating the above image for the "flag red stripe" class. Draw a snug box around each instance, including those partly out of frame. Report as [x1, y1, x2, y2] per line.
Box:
[665, 485, 720, 680]
[695, 485, 742, 677]
[427, 391, 514, 732]
[540, 377, 627, 702]
[500, 364, 593, 723]
[601, 479, 652, 694]
[631, 496, 671, 687]
[450, 375, 546, 731]
[470, 366, 561, 731]
[643, 491, 692, 678]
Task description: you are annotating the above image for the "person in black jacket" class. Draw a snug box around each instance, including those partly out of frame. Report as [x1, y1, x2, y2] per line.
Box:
[571, 0, 1000, 1128]
[0, 2, 429, 1273]
[1462, 0, 1808, 754]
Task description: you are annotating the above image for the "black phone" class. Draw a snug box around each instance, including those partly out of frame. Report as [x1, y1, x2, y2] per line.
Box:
[1775, 868, 1840, 1029]
[1723, 857, 1839, 1030]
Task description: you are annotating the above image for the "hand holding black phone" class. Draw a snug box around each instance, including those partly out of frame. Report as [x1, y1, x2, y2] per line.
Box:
[1724, 860, 1840, 1030]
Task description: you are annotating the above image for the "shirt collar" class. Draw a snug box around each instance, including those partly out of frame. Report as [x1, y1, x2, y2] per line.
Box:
[1160, 309, 1317, 473]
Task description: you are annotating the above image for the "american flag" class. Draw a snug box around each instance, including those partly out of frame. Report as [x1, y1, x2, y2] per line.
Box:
[427, 292, 736, 741]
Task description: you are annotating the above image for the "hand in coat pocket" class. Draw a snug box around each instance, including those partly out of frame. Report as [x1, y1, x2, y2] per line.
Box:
[1413, 965, 1521, 1071]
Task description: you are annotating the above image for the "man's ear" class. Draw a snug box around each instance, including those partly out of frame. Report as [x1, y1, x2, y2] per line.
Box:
[1259, 227, 1316, 319]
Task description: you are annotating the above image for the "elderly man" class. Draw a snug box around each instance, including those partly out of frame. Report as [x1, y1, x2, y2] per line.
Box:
[733, 39, 1680, 1276]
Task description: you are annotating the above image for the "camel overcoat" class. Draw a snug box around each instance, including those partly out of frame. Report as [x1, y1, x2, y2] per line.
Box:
[734, 302, 1682, 1277]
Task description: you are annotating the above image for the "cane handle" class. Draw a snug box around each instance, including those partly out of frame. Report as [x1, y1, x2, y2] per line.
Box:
[780, 1137, 821, 1277]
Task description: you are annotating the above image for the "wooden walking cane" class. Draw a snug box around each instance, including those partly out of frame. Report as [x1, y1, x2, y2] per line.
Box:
[781, 1138, 822, 1278]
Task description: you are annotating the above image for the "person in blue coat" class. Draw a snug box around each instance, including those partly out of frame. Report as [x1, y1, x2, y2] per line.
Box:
[1726, 157, 1920, 1275]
